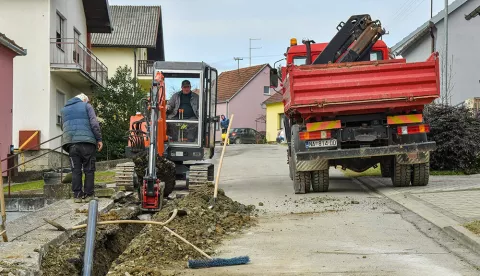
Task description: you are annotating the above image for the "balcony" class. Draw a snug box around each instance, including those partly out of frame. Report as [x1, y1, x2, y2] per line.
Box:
[138, 60, 154, 77]
[50, 38, 108, 89]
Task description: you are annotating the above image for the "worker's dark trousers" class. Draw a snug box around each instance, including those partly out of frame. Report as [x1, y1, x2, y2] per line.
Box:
[69, 143, 96, 198]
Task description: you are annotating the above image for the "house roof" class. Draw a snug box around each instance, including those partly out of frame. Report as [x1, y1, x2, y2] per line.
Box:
[217, 64, 269, 103]
[91, 5, 162, 48]
[0, 32, 27, 56]
[391, 0, 469, 55]
[262, 92, 283, 106]
[82, 0, 113, 33]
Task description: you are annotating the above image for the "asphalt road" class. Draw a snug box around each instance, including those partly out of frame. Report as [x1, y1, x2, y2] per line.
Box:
[181, 144, 480, 276]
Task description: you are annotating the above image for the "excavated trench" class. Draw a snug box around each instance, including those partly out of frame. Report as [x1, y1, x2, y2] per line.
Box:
[40, 196, 146, 276]
[40, 184, 258, 275]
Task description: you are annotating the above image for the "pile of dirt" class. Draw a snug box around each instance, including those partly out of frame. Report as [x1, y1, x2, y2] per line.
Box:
[107, 183, 257, 275]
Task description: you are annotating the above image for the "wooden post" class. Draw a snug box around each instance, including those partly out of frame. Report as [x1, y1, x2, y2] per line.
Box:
[0, 156, 8, 242]
[213, 114, 234, 201]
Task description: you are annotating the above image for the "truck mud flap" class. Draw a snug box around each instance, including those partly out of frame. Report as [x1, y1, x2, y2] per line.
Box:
[296, 141, 436, 161]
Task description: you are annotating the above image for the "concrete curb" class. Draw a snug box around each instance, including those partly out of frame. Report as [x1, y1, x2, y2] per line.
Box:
[443, 225, 480, 255]
[356, 177, 480, 256]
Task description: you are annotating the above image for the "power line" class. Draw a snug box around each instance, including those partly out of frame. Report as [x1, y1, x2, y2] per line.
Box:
[384, 0, 417, 29]
[396, 0, 427, 23]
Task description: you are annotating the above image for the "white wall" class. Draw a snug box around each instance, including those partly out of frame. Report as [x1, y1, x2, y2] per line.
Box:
[49, 75, 81, 151]
[49, 0, 88, 150]
[92, 47, 148, 78]
[0, 0, 51, 149]
[50, 0, 88, 46]
[402, 0, 480, 105]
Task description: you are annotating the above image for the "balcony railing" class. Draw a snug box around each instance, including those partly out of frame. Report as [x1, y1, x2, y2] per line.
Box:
[50, 38, 108, 87]
[138, 60, 154, 76]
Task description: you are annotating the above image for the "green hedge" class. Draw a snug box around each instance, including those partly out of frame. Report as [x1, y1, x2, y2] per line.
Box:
[424, 104, 480, 174]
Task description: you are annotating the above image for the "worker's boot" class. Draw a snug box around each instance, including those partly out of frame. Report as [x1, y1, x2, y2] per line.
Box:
[83, 195, 98, 202]
[74, 197, 82, 203]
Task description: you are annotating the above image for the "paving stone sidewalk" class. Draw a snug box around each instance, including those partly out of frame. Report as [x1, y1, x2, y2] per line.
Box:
[358, 175, 480, 255]
[361, 175, 480, 223]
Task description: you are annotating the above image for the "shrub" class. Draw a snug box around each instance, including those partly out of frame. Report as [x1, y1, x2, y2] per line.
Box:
[424, 104, 480, 174]
[91, 66, 147, 161]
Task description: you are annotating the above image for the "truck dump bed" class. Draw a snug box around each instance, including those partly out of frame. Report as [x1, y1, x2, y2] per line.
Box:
[283, 53, 440, 116]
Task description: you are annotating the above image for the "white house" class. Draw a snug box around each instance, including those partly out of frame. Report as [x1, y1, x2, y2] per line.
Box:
[391, 0, 480, 105]
[0, 0, 112, 171]
[91, 5, 166, 91]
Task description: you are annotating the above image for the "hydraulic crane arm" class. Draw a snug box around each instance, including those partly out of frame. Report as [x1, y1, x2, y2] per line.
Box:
[312, 14, 385, 65]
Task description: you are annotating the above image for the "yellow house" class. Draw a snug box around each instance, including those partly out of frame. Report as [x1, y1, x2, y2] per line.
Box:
[262, 92, 285, 143]
[90, 5, 165, 91]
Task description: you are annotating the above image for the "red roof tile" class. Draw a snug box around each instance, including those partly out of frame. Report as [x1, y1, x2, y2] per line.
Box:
[217, 64, 268, 103]
[262, 92, 283, 105]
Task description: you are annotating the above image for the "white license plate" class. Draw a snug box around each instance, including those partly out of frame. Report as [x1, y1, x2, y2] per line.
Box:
[306, 139, 337, 148]
[175, 151, 184, 156]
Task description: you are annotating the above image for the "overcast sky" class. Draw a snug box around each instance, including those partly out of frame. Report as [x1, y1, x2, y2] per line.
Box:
[110, 0, 455, 73]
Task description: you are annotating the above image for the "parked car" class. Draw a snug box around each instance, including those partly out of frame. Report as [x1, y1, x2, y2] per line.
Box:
[229, 128, 266, 144]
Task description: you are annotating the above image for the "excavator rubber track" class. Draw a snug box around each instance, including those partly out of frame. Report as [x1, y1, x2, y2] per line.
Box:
[187, 164, 214, 189]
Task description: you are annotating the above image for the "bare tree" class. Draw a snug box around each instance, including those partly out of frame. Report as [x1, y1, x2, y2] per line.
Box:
[438, 48, 456, 106]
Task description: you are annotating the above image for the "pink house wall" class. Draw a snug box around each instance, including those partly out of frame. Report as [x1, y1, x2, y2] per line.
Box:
[0, 46, 15, 177]
[214, 66, 272, 140]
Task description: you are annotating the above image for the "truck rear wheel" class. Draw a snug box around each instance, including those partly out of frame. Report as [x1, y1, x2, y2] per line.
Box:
[311, 169, 329, 192]
[288, 156, 293, 180]
[380, 160, 392, 177]
[294, 171, 311, 194]
[391, 159, 411, 187]
[411, 162, 430, 186]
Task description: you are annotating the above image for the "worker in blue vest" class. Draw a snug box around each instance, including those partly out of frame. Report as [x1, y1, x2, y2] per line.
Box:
[61, 93, 103, 203]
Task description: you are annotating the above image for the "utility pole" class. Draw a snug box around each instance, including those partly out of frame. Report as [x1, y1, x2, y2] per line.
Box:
[233, 57, 243, 70]
[430, 0, 435, 53]
[249, 38, 261, 66]
[444, 0, 449, 105]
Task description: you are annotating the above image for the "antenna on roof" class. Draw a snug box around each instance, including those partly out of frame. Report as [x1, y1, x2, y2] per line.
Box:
[234, 57, 243, 72]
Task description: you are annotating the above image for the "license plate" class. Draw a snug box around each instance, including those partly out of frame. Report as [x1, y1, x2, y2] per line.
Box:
[306, 139, 337, 148]
[175, 151, 184, 156]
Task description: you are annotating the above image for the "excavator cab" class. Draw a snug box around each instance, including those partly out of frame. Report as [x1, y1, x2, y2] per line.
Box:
[159, 61, 218, 187]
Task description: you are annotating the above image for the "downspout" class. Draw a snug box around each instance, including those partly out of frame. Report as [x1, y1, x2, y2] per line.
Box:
[133, 48, 137, 92]
[226, 99, 229, 117]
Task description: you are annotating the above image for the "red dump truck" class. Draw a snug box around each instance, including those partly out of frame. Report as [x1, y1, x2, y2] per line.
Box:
[269, 14, 440, 194]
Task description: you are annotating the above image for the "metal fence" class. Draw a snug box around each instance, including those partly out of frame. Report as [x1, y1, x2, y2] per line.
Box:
[50, 38, 108, 87]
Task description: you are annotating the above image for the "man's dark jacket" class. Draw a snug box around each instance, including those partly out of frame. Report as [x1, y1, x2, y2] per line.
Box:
[61, 97, 102, 151]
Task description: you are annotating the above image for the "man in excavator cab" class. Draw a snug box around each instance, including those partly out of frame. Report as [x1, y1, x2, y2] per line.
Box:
[166, 80, 199, 142]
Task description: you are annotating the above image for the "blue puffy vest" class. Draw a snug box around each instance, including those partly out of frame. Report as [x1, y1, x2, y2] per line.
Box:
[61, 97, 96, 150]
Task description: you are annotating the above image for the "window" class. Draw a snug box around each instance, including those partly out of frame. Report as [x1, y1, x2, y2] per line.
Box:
[369, 51, 383, 61]
[279, 113, 285, 130]
[56, 12, 66, 50]
[56, 91, 65, 125]
[263, 86, 270, 95]
[73, 28, 81, 62]
[293, 56, 307, 65]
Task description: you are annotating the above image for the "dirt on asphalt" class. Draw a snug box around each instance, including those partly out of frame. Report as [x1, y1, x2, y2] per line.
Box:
[107, 183, 257, 275]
